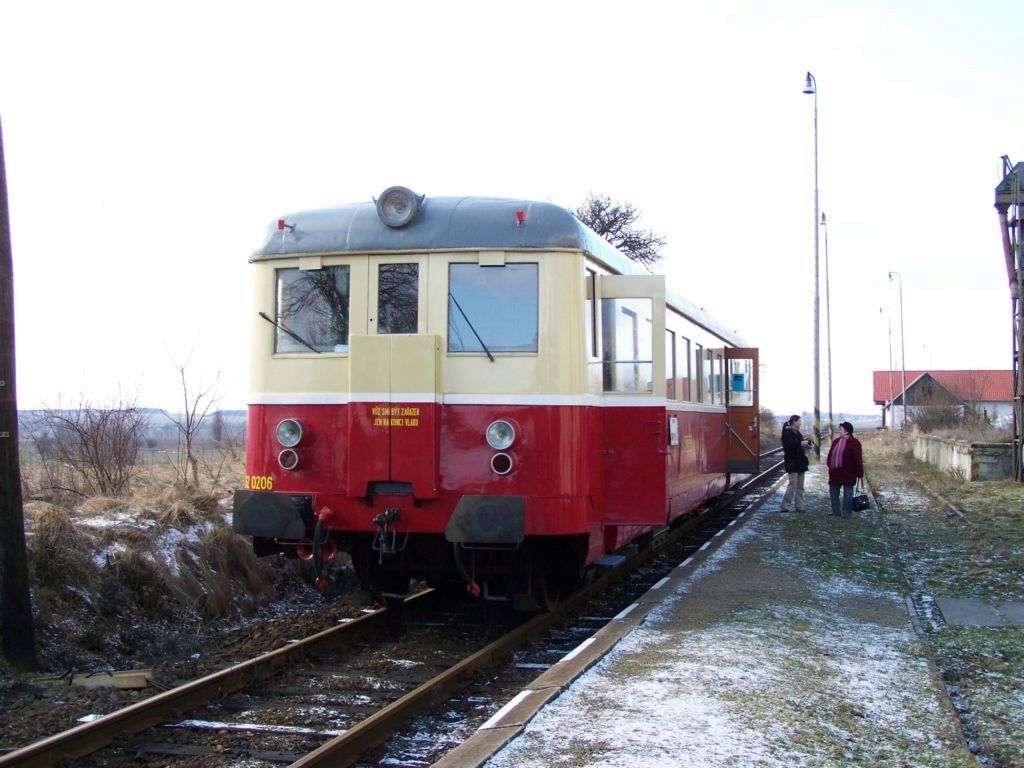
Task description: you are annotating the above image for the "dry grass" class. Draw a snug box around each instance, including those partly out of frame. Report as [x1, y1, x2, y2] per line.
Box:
[18, 449, 295, 669]
[25, 503, 98, 593]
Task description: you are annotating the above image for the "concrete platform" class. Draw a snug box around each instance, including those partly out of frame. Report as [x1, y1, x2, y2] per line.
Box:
[435, 465, 975, 768]
[935, 597, 1006, 627]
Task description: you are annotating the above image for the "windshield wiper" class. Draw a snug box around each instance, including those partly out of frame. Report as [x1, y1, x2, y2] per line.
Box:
[258, 312, 321, 354]
[448, 292, 495, 362]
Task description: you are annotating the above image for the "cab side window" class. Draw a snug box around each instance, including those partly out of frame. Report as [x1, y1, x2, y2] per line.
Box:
[275, 266, 351, 353]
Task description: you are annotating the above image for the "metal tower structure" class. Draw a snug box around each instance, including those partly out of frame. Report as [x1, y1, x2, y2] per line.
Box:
[995, 157, 1024, 482]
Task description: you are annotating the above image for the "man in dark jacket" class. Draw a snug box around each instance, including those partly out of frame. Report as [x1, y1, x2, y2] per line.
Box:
[780, 415, 811, 512]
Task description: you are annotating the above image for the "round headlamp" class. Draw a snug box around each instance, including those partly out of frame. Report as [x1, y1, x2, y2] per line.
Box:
[485, 419, 516, 450]
[278, 449, 299, 471]
[491, 453, 513, 475]
[276, 419, 303, 448]
[376, 186, 423, 228]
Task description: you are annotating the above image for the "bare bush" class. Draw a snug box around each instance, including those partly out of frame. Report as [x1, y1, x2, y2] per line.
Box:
[200, 415, 246, 492]
[907, 405, 962, 434]
[25, 396, 146, 499]
[759, 407, 778, 436]
[164, 353, 220, 489]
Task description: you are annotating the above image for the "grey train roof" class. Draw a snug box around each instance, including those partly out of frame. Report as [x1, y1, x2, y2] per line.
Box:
[253, 195, 745, 347]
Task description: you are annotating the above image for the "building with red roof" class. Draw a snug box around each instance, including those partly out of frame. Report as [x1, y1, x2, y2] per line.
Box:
[872, 370, 1014, 428]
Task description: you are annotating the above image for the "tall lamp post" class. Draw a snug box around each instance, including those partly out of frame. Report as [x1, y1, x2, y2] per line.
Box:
[888, 271, 908, 431]
[803, 71, 821, 458]
[879, 307, 895, 428]
[821, 212, 834, 442]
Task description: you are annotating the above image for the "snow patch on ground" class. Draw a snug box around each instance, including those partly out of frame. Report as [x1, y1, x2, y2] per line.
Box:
[77, 513, 157, 530]
[146, 522, 213, 577]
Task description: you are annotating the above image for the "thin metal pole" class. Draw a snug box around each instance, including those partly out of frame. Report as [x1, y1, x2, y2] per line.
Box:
[822, 212, 833, 442]
[889, 271, 908, 432]
[804, 72, 821, 459]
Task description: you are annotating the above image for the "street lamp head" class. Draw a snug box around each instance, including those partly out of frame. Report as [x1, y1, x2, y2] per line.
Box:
[803, 72, 816, 94]
[820, 212, 827, 225]
[888, 271, 895, 281]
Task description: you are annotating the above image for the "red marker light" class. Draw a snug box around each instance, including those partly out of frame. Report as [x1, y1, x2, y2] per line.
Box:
[277, 218, 287, 230]
[515, 210, 526, 223]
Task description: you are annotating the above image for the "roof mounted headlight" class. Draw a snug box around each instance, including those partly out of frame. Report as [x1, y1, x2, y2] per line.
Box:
[486, 419, 516, 450]
[375, 186, 424, 228]
[276, 419, 303, 448]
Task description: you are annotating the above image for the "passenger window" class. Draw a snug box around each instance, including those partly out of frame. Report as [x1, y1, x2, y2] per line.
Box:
[601, 298, 653, 393]
[585, 268, 598, 359]
[378, 263, 419, 334]
[678, 336, 691, 401]
[275, 266, 350, 353]
[694, 344, 703, 402]
[448, 263, 538, 353]
[665, 330, 677, 400]
[703, 349, 715, 404]
[715, 353, 725, 404]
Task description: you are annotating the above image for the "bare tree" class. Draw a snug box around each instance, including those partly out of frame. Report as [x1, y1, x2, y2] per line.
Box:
[164, 354, 220, 489]
[573, 193, 666, 269]
[26, 396, 147, 498]
[955, 373, 989, 425]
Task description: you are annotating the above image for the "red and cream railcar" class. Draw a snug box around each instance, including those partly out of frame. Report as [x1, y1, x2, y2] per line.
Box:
[233, 187, 759, 607]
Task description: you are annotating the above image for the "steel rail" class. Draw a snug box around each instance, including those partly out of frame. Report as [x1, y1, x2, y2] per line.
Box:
[0, 594, 432, 768]
[2, 449, 785, 768]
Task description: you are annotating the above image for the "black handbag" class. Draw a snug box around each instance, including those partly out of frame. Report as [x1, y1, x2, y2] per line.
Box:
[852, 480, 870, 512]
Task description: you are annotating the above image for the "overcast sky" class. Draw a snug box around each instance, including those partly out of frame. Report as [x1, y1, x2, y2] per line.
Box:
[2, 1, 1019, 417]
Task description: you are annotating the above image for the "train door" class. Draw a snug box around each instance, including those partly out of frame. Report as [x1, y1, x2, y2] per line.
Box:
[725, 348, 760, 474]
[347, 257, 440, 499]
[597, 274, 670, 525]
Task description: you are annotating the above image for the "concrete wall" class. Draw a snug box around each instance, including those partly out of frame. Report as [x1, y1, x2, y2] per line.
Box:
[912, 435, 1013, 481]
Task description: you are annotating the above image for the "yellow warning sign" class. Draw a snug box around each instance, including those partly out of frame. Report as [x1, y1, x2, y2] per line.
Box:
[371, 405, 421, 428]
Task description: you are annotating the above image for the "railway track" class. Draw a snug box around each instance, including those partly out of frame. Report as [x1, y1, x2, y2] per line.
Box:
[0, 450, 784, 768]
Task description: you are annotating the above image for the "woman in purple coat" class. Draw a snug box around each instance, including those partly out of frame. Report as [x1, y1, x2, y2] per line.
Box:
[826, 421, 864, 518]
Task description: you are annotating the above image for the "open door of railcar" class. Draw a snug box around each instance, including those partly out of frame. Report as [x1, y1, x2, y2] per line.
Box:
[725, 348, 760, 474]
[596, 273, 669, 526]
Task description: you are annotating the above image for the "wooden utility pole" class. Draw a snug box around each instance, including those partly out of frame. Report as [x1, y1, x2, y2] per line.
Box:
[0, 114, 39, 670]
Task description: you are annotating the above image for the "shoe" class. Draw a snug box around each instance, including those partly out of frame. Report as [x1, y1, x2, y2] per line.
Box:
[780, 509, 791, 513]
[796, 509, 806, 513]
[830, 512, 842, 516]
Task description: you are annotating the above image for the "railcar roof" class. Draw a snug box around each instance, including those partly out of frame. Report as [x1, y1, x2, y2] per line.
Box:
[253, 195, 745, 347]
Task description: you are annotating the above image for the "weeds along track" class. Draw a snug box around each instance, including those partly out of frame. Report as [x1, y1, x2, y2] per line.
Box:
[0, 452, 784, 768]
